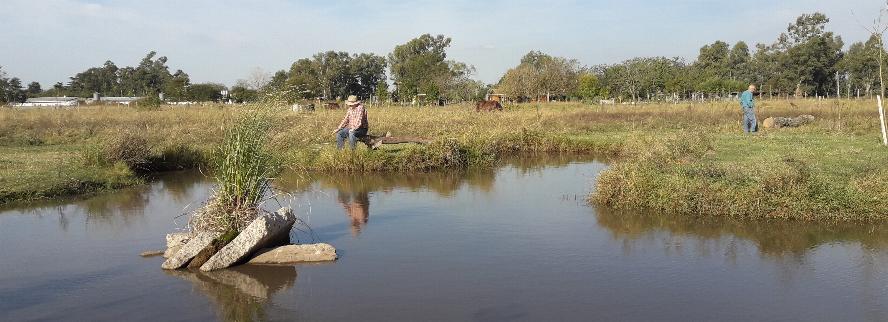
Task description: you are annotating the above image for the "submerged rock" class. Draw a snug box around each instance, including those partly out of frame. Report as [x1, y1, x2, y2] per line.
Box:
[200, 208, 296, 272]
[140, 250, 165, 257]
[162, 231, 223, 270]
[248, 243, 338, 264]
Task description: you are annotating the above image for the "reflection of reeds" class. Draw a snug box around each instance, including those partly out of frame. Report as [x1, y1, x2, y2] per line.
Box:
[190, 112, 277, 233]
[595, 209, 888, 258]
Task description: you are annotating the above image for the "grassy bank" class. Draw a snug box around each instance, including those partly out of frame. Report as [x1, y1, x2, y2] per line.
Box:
[1, 99, 886, 222]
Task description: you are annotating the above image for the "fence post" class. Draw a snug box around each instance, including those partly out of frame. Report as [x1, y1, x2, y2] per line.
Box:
[878, 95, 888, 146]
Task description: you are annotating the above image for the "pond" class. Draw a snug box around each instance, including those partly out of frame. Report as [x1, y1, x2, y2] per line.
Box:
[1, 155, 887, 321]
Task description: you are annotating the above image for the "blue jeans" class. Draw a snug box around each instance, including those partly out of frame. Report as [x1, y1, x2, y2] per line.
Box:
[336, 128, 368, 150]
[742, 109, 757, 133]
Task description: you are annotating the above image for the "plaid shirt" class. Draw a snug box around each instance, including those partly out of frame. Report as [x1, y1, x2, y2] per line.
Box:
[338, 104, 369, 130]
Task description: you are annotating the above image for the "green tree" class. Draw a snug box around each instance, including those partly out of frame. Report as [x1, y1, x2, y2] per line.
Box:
[388, 34, 452, 101]
[752, 12, 844, 96]
[839, 34, 886, 97]
[576, 72, 602, 100]
[374, 81, 390, 102]
[728, 41, 751, 82]
[286, 51, 387, 101]
[230, 81, 258, 103]
[26, 81, 41, 97]
[163, 70, 190, 101]
[696, 41, 731, 79]
[186, 83, 225, 102]
[498, 51, 580, 101]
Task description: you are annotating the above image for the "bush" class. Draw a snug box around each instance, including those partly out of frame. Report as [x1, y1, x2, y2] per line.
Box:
[100, 131, 152, 171]
[134, 96, 164, 110]
[190, 112, 277, 233]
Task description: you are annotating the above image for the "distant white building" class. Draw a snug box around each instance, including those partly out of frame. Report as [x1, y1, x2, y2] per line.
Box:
[15, 97, 80, 107]
[99, 97, 141, 105]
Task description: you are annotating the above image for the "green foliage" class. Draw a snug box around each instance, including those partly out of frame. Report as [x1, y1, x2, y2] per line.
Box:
[839, 34, 886, 96]
[187, 83, 226, 102]
[0, 67, 27, 103]
[388, 34, 453, 101]
[375, 81, 391, 102]
[575, 73, 602, 100]
[134, 95, 164, 109]
[230, 84, 259, 103]
[498, 51, 581, 101]
[286, 51, 386, 102]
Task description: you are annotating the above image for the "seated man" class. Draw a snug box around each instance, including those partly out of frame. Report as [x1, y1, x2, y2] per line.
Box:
[332, 95, 369, 150]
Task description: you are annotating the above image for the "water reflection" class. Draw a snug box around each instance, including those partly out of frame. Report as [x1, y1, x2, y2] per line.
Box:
[0, 170, 210, 232]
[166, 266, 297, 322]
[595, 210, 888, 258]
[337, 189, 370, 236]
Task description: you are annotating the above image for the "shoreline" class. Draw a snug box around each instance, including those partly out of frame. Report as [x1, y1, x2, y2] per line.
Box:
[1, 101, 885, 221]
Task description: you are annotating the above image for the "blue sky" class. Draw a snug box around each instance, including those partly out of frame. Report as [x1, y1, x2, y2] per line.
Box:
[1, 0, 885, 86]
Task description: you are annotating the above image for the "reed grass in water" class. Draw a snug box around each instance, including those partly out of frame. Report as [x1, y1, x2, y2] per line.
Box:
[190, 112, 277, 233]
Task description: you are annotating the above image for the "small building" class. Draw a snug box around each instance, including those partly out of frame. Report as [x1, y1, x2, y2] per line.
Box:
[99, 97, 141, 105]
[17, 97, 79, 107]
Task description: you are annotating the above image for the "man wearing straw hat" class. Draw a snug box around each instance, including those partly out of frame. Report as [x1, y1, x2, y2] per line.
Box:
[332, 95, 370, 150]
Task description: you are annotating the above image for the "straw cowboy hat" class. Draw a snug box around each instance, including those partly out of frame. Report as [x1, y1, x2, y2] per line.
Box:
[346, 95, 361, 106]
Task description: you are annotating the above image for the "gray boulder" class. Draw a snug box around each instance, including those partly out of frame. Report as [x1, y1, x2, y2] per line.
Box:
[162, 231, 222, 270]
[200, 208, 296, 271]
[248, 243, 338, 264]
[164, 232, 192, 258]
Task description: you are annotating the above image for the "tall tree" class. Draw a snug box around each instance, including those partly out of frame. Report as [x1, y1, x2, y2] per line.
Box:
[696, 41, 731, 80]
[388, 34, 452, 100]
[728, 41, 751, 82]
[26, 81, 41, 97]
[286, 51, 387, 101]
[498, 51, 580, 101]
[839, 34, 886, 97]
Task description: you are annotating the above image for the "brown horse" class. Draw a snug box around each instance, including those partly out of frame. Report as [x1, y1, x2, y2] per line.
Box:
[475, 100, 503, 112]
[325, 102, 341, 110]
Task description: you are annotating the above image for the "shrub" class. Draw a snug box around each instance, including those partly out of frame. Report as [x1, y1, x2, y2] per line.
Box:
[190, 112, 277, 233]
[101, 131, 152, 171]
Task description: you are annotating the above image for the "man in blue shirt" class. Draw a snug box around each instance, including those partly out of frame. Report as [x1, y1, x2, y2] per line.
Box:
[739, 84, 757, 133]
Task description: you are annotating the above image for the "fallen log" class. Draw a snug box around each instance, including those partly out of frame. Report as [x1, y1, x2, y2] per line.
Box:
[763, 115, 815, 129]
[359, 132, 432, 150]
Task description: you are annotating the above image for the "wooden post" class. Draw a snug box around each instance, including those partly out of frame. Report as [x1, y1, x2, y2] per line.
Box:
[879, 95, 888, 146]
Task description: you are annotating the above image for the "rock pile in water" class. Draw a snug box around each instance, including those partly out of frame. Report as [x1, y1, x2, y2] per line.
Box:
[160, 208, 337, 271]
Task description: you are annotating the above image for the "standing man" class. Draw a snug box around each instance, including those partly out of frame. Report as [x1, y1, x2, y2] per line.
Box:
[332, 95, 369, 149]
[739, 84, 757, 133]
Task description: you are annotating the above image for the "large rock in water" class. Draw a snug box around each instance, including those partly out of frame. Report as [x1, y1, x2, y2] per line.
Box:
[248, 244, 338, 264]
[200, 208, 296, 271]
[164, 232, 192, 259]
[187, 239, 226, 269]
[162, 231, 222, 270]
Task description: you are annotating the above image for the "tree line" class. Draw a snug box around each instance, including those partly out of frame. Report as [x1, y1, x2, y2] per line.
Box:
[2, 12, 885, 105]
[500, 12, 886, 102]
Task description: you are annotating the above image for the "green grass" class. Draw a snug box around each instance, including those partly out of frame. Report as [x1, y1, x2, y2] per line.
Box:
[0, 99, 886, 222]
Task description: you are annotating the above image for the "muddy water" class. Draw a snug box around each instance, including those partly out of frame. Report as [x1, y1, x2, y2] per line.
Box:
[1, 155, 887, 321]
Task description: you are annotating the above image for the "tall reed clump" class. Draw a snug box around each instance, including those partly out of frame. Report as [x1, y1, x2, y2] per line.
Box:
[190, 112, 278, 234]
